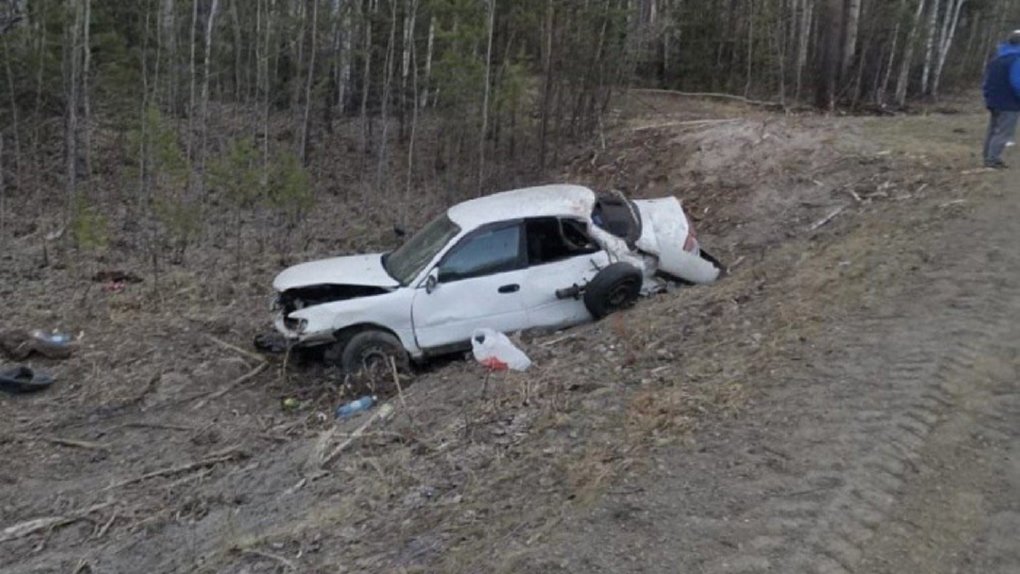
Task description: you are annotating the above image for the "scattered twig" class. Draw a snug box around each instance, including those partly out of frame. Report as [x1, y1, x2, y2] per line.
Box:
[1, 502, 113, 543]
[541, 333, 576, 347]
[116, 422, 196, 432]
[390, 356, 418, 430]
[102, 447, 244, 491]
[321, 403, 395, 468]
[939, 199, 967, 208]
[39, 436, 110, 451]
[628, 87, 785, 109]
[241, 548, 297, 572]
[844, 188, 862, 202]
[809, 206, 847, 231]
[93, 509, 118, 539]
[727, 255, 747, 271]
[204, 334, 267, 366]
[630, 118, 741, 132]
[192, 363, 269, 409]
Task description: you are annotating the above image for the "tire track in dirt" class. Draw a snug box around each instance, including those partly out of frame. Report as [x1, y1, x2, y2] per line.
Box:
[709, 198, 1020, 573]
[536, 174, 1020, 573]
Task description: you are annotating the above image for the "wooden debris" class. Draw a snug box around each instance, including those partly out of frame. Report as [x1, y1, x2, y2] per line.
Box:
[40, 436, 110, 451]
[192, 362, 269, 409]
[204, 334, 267, 365]
[0, 502, 112, 543]
[102, 447, 244, 491]
[809, 206, 847, 231]
[321, 403, 396, 468]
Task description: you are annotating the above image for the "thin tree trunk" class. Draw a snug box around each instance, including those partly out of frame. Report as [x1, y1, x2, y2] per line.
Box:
[82, 0, 92, 184]
[815, 0, 843, 109]
[65, 0, 82, 218]
[230, 0, 243, 101]
[197, 0, 220, 197]
[403, 0, 419, 229]
[162, 0, 176, 112]
[842, 0, 862, 81]
[795, 0, 813, 99]
[478, 0, 495, 195]
[877, 19, 902, 105]
[895, 0, 927, 106]
[373, 0, 397, 191]
[187, 0, 198, 187]
[422, 14, 434, 108]
[931, 0, 965, 96]
[920, 0, 939, 95]
[744, 0, 754, 97]
[2, 36, 22, 190]
[360, 0, 375, 155]
[539, 0, 553, 171]
[300, 0, 319, 164]
[1, 135, 6, 240]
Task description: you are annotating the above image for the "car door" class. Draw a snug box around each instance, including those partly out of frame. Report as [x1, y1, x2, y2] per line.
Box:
[520, 217, 610, 329]
[411, 221, 531, 351]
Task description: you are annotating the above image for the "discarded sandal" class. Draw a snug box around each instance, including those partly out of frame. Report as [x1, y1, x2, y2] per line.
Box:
[0, 366, 55, 394]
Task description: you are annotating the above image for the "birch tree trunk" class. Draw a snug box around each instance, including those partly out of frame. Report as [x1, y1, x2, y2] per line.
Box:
[82, 0, 91, 182]
[478, 0, 495, 195]
[65, 0, 82, 217]
[795, 0, 813, 99]
[360, 0, 375, 155]
[877, 19, 901, 105]
[198, 0, 220, 196]
[895, 0, 927, 107]
[842, 0, 862, 80]
[931, 0, 966, 96]
[300, 0, 319, 164]
[920, 0, 939, 95]
[422, 14, 434, 108]
[162, 0, 176, 112]
[2, 35, 21, 189]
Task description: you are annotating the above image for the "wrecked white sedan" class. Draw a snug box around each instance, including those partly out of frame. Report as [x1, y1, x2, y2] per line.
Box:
[271, 184, 722, 372]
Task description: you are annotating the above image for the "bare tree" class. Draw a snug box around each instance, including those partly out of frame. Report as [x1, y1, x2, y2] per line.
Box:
[895, 0, 928, 107]
[920, 0, 939, 95]
[842, 0, 862, 80]
[932, 0, 967, 96]
[65, 0, 83, 217]
[478, 0, 495, 195]
[198, 0, 220, 195]
[300, 0, 319, 164]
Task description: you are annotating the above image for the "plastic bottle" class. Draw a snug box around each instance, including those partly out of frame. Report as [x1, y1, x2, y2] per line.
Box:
[335, 395, 377, 419]
[31, 330, 72, 346]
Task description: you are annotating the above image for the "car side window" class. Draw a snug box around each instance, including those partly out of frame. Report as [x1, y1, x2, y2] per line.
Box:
[525, 217, 599, 266]
[438, 223, 524, 282]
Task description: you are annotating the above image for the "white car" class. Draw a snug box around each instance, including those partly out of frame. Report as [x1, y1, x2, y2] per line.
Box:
[271, 184, 722, 373]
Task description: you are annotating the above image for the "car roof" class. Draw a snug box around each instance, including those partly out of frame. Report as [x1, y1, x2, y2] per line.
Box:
[446, 184, 596, 229]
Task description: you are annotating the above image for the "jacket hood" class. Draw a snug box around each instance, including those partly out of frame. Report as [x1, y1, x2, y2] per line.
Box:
[996, 42, 1020, 58]
[273, 253, 400, 291]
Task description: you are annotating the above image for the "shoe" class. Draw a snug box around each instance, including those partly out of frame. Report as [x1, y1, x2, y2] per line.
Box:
[984, 160, 1009, 169]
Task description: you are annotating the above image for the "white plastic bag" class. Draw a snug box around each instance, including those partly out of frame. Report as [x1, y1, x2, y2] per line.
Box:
[471, 328, 532, 372]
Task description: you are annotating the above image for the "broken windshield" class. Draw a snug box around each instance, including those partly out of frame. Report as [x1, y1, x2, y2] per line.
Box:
[383, 214, 462, 285]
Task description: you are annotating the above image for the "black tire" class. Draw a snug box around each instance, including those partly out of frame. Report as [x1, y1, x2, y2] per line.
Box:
[583, 262, 643, 320]
[339, 330, 410, 375]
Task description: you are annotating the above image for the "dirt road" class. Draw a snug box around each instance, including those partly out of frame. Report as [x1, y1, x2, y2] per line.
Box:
[534, 116, 1020, 573]
[1, 104, 1016, 573]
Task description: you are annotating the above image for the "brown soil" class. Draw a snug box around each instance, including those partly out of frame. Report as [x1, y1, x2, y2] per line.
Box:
[1, 93, 1017, 574]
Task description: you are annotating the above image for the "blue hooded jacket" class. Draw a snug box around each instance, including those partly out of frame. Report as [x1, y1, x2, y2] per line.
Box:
[983, 42, 1020, 111]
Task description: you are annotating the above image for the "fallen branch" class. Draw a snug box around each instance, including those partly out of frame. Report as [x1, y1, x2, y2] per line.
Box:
[204, 334, 267, 365]
[809, 206, 847, 231]
[321, 403, 395, 468]
[192, 362, 269, 409]
[630, 118, 741, 132]
[0, 502, 112, 543]
[40, 436, 110, 451]
[102, 448, 245, 491]
[629, 87, 785, 109]
[242, 548, 297, 571]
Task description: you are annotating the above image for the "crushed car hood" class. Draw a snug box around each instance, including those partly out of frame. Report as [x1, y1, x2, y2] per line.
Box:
[273, 254, 400, 291]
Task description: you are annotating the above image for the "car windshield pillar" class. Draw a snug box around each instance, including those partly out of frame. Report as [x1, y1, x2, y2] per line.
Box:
[383, 214, 461, 285]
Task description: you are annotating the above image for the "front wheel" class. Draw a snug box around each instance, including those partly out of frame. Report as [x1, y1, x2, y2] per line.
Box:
[338, 330, 411, 376]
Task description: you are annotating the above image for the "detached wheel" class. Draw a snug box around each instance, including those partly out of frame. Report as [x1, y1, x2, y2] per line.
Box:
[584, 262, 643, 320]
[339, 330, 410, 376]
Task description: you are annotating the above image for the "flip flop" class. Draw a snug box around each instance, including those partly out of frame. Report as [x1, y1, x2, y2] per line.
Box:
[0, 367, 55, 394]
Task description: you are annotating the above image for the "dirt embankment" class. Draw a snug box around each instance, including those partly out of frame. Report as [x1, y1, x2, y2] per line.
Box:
[0, 95, 1006, 573]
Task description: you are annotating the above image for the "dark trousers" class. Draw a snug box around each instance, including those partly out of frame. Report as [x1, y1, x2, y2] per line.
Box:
[983, 109, 1019, 165]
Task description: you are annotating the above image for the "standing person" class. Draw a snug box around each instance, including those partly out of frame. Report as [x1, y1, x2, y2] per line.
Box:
[982, 30, 1020, 169]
